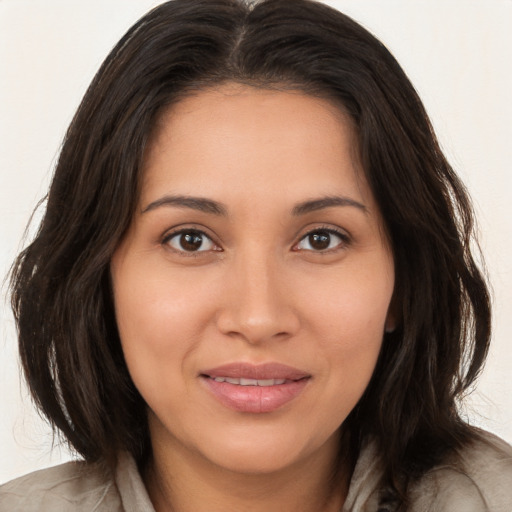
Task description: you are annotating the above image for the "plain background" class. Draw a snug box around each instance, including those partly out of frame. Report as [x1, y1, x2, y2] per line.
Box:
[1, 0, 511, 484]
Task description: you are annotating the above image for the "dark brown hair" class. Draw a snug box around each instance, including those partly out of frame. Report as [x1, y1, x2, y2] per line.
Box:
[10, 0, 491, 505]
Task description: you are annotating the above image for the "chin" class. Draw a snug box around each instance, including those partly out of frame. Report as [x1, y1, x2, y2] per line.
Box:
[196, 424, 336, 476]
[207, 444, 304, 475]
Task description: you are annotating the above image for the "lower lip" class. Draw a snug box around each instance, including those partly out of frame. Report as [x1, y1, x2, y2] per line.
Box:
[202, 377, 309, 413]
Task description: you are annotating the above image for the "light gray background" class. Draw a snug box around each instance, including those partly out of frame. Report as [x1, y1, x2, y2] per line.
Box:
[1, 0, 511, 484]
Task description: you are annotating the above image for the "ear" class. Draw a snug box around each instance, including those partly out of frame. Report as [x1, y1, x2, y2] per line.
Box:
[384, 293, 399, 333]
[385, 315, 396, 333]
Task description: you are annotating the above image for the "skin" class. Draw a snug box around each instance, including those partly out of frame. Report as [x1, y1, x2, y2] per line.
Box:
[111, 83, 395, 512]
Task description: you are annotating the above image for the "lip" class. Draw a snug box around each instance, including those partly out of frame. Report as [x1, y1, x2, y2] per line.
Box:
[202, 362, 310, 380]
[200, 362, 310, 413]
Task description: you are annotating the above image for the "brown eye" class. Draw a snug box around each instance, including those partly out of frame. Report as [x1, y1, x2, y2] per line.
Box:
[296, 229, 347, 252]
[166, 230, 215, 252]
[308, 232, 331, 250]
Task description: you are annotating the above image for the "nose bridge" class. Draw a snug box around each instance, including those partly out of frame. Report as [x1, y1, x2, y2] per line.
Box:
[217, 243, 298, 343]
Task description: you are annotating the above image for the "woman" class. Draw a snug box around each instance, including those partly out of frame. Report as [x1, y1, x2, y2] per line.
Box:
[2, 0, 511, 510]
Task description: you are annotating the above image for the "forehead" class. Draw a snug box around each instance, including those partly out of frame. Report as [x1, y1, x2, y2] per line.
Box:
[141, 83, 372, 208]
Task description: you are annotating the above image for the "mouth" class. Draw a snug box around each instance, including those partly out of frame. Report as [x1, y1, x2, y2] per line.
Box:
[200, 362, 311, 413]
[201, 361, 310, 381]
[206, 376, 291, 386]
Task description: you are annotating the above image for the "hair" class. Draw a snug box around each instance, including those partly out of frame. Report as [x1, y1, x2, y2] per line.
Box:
[10, 0, 491, 506]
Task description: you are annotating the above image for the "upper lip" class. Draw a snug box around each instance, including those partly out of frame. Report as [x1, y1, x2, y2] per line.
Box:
[201, 362, 310, 381]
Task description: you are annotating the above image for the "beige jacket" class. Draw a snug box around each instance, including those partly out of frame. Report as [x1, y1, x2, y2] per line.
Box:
[1, 432, 511, 511]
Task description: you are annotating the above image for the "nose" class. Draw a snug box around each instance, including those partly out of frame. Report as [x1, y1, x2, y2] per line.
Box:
[215, 249, 300, 345]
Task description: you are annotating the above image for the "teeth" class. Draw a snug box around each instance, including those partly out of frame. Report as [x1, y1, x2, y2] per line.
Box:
[256, 379, 275, 386]
[240, 378, 258, 386]
[211, 377, 287, 386]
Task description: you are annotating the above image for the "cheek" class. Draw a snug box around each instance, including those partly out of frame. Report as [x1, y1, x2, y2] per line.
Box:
[306, 263, 393, 345]
[302, 260, 393, 399]
[305, 304, 385, 431]
[114, 261, 217, 343]
[111, 260, 219, 397]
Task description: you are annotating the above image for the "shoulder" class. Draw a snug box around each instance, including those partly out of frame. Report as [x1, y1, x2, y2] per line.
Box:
[409, 431, 512, 512]
[0, 459, 122, 512]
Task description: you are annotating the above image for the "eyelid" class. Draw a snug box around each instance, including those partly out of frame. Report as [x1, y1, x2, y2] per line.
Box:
[159, 223, 351, 255]
[293, 226, 351, 253]
[161, 226, 222, 255]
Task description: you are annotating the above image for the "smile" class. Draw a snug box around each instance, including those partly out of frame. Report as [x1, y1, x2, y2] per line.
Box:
[210, 377, 288, 386]
[201, 362, 310, 413]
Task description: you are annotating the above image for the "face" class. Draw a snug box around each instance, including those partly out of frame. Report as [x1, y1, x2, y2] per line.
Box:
[111, 84, 395, 476]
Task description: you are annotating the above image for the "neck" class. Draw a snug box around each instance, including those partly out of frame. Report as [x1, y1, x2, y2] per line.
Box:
[143, 427, 351, 512]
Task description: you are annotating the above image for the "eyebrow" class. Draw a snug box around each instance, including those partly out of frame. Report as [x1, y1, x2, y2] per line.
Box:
[142, 195, 228, 216]
[142, 194, 367, 216]
[292, 196, 367, 215]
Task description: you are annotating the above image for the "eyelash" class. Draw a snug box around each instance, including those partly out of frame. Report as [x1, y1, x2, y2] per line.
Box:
[161, 228, 220, 257]
[161, 226, 351, 255]
[294, 227, 351, 253]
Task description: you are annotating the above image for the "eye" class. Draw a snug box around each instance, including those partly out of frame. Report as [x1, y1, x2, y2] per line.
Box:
[295, 229, 348, 252]
[164, 229, 217, 253]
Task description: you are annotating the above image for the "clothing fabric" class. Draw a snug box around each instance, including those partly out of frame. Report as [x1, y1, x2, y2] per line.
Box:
[1, 431, 511, 511]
